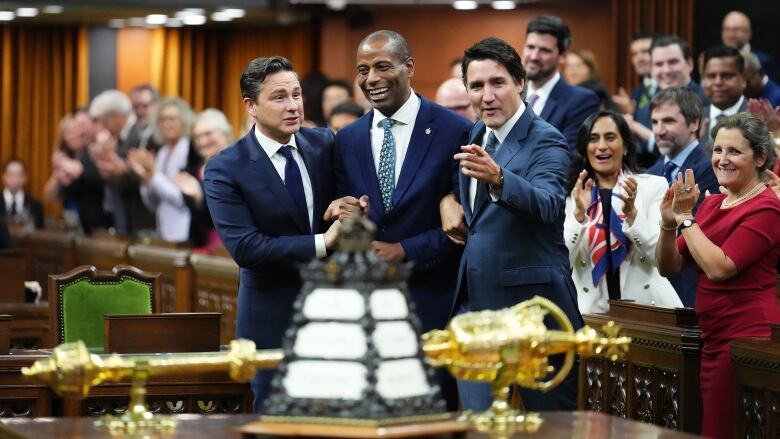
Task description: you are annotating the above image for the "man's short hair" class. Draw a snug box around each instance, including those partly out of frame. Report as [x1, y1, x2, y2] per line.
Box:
[324, 79, 353, 97]
[328, 101, 365, 121]
[526, 15, 571, 53]
[240, 56, 296, 102]
[632, 30, 660, 43]
[2, 157, 25, 174]
[650, 35, 692, 60]
[358, 30, 412, 62]
[88, 89, 132, 119]
[703, 45, 745, 73]
[130, 84, 160, 101]
[650, 86, 703, 126]
[462, 37, 526, 85]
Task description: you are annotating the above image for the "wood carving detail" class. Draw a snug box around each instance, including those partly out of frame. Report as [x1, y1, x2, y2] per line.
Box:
[658, 370, 679, 429]
[740, 385, 764, 439]
[633, 365, 653, 424]
[585, 357, 604, 412]
[606, 360, 627, 418]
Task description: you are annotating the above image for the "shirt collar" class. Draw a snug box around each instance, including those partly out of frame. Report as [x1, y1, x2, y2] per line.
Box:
[526, 72, 560, 100]
[665, 139, 699, 166]
[254, 125, 298, 158]
[710, 95, 745, 118]
[372, 90, 420, 127]
[486, 101, 527, 145]
[3, 189, 22, 206]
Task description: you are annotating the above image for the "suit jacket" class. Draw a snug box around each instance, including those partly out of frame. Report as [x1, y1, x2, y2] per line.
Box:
[700, 98, 749, 150]
[647, 143, 718, 307]
[204, 127, 335, 350]
[760, 76, 780, 108]
[334, 96, 471, 332]
[0, 193, 44, 229]
[564, 174, 682, 313]
[60, 151, 107, 235]
[539, 80, 599, 151]
[456, 108, 583, 328]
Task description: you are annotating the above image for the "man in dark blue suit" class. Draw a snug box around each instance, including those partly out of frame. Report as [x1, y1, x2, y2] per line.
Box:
[521, 15, 599, 151]
[334, 30, 471, 410]
[646, 87, 718, 307]
[745, 52, 780, 108]
[204, 56, 341, 412]
[442, 37, 583, 412]
[721, 11, 777, 81]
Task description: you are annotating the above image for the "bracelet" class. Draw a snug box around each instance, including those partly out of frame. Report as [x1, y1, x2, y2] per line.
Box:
[659, 221, 676, 231]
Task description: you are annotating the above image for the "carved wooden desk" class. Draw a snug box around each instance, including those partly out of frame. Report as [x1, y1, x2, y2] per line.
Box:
[0, 412, 701, 438]
[579, 301, 702, 434]
[0, 302, 49, 349]
[0, 349, 252, 418]
[732, 324, 780, 439]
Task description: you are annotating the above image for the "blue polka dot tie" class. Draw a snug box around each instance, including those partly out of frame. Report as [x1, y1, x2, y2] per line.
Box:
[378, 118, 396, 211]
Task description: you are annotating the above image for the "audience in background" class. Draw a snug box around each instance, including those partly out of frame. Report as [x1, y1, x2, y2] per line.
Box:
[327, 101, 364, 133]
[435, 77, 477, 122]
[1, 159, 44, 230]
[721, 10, 776, 80]
[565, 111, 681, 313]
[321, 79, 352, 124]
[700, 46, 748, 149]
[128, 97, 203, 245]
[126, 84, 160, 152]
[564, 49, 619, 112]
[743, 52, 780, 108]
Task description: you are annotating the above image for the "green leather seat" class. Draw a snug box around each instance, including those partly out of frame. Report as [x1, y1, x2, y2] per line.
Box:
[49, 265, 161, 349]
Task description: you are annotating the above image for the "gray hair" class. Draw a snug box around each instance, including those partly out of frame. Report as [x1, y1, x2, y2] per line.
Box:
[195, 108, 233, 143]
[712, 112, 776, 176]
[88, 89, 132, 119]
[152, 97, 195, 145]
[743, 51, 762, 73]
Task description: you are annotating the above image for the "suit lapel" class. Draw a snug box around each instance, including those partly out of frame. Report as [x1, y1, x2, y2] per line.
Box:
[355, 113, 386, 218]
[391, 97, 435, 210]
[540, 81, 561, 121]
[246, 131, 310, 234]
[296, 132, 318, 232]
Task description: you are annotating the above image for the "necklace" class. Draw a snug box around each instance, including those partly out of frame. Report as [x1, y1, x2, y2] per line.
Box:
[721, 182, 766, 208]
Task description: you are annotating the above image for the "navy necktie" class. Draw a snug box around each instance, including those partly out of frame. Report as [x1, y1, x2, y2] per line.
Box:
[663, 161, 676, 185]
[279, 146, 310, 233]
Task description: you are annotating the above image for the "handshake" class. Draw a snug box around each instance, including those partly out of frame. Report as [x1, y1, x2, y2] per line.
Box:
[320, 196, 405, 263]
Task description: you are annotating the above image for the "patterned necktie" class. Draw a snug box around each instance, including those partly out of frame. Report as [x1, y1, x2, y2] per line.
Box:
[378, 118, 396, 211]
[278, 145, 310, 233]
[483, 131, 498, 157]
[527, 93, 540, 111]
[663, 161, 676, 185]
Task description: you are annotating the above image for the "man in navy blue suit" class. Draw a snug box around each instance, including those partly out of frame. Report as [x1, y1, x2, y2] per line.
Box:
[745, 52, 780, 108]
[442, 37, 583, 412]
[333, 30, 471, 410]
[646, 87, 718, 307]
[204, 56, 341, 412]
[521, 15, 599, 151]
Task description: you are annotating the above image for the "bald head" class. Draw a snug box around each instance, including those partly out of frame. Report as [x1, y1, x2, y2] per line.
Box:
[358, 30, 411, 61]
[435, 78, 477, 122]
[722, 11, 752, 49]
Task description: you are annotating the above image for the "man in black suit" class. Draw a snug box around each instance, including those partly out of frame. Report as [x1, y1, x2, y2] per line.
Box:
[721, 10, 776, 80]
[1, 158, 43, 229]
[521, 15, 599, 151]
[646, 87, 718, 307]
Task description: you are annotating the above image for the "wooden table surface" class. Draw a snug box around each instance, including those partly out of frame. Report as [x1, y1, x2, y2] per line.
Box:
[0, 411, 702, 438]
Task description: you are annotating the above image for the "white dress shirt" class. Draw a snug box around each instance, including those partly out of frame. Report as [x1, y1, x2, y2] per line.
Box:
[370, 91, 421, 183]
[468, 101, 526, 211]
[709, 95, 745, 121]
[141, 137, 192, 243]
[3, 189, 24, 216]
[254, 126, 326, 258]
[526, 72, 561, 116]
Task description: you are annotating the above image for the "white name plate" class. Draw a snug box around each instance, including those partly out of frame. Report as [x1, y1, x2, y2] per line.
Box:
[302, 288, 365, 320]
[293, 322, 367, 359]
[373, 321, 418, 358]
[283, 360, 367, 400]
[376, 358, 431, 399]
[369, 288, 409, 320]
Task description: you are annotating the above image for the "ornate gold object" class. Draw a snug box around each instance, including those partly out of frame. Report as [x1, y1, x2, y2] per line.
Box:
[422, 296, 630, 435]
[22, 339, 281, 434]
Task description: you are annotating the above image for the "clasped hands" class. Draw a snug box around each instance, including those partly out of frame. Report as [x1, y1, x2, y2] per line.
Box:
[660, 169, 698, 230]
[570, 170, 638, 226]
[322, 195, 404, 262]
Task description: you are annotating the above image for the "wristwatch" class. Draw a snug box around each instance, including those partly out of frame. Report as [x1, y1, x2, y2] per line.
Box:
[676, 218, 696, 235]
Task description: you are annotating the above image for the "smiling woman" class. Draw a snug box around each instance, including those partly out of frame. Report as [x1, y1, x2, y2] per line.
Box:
[564, 110, 682, 313]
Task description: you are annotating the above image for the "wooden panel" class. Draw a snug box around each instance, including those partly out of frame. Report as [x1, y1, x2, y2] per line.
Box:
[27, 230, 76, 301]
[732, 324, 780, 439]
[578, 301, 702, 434]
[127, 244, 193, 314]
[104, 313, 221, 354]
[73, 235, 131, 271]
[0, 250, 27, 303]
[190, 254, 238, 345]
[0, 303, 48, 349]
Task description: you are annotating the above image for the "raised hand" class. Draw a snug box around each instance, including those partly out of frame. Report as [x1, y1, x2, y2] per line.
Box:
[571, 169, 593, 223]
[616, 176, 638, 226]
[454, 144, 502, 187]
[671, 169, 699, 222]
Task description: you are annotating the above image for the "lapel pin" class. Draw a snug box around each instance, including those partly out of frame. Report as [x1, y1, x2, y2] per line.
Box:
[425, 128, 431, 135]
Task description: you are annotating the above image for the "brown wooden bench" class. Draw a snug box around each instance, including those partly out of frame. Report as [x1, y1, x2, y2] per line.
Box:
[189, 254, 238, 344]
[128, 244, 193, 313]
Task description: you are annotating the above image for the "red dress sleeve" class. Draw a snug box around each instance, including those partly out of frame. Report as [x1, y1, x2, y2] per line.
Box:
[720, 205, 780, 271]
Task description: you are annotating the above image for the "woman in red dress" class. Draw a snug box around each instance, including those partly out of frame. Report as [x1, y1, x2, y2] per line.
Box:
[656, 112, 780, 439]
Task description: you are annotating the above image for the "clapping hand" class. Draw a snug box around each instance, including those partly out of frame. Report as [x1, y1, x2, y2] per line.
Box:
[571, 169, 593, 223]
[670, 169, 698, 223]
[616, 176, 638, 226]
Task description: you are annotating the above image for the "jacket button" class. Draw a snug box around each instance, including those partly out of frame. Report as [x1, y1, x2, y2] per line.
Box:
[579, 259, 586, 266]
[643, 284, 650, 289]
[583, 287, 589, 293]
[639, 256, 647, 263]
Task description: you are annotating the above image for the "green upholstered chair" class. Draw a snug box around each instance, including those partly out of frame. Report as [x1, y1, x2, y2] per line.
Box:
[48, 265, 161, 349]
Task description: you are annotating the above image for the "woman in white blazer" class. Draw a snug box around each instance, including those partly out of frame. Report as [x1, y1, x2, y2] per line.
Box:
[565, 110, 682, 314]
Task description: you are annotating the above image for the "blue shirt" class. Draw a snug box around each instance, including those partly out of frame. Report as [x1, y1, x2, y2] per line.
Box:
[663, 139, 699, 181]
